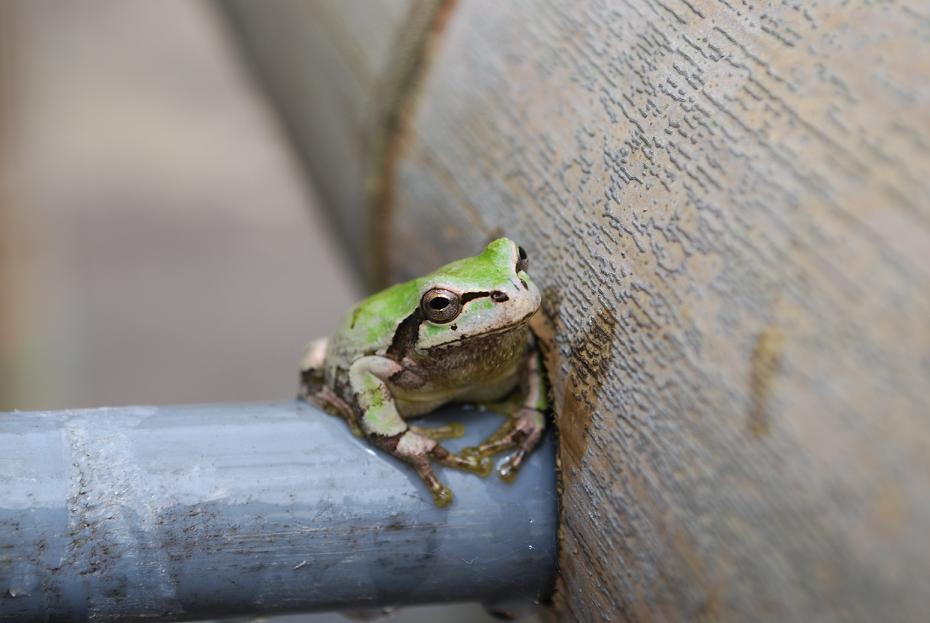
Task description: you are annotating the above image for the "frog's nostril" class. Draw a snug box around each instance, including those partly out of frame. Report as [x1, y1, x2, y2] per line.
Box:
[491, 291, 509, 302]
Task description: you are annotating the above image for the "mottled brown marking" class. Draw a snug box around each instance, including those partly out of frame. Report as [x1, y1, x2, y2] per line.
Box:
[748, 325, 783, 439]
[559, 307, 617, 484]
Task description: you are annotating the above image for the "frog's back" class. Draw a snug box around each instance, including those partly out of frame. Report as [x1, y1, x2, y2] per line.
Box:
[324, 278, 422, 379]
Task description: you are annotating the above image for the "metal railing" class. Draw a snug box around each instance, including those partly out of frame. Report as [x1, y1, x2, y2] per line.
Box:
[0, 401, 557, 621]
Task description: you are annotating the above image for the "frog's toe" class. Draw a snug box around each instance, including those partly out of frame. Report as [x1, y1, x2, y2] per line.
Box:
[473, 455, 493, 477]
[435, 446, 492, 477]
[497, 461, 519, 482]
[411, 422, 464, 440]
[459, 447, 493, 476]
[432, 485, 454, 508]
[460, 445, 482, 459]
[497, 450, 527, 483]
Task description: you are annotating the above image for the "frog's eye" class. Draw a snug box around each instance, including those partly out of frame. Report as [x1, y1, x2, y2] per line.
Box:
[420, 288, 462, 324]
[516, 246, 529, 273]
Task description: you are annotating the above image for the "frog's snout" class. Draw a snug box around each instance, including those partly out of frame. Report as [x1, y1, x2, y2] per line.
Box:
[490, 278, 541, 322]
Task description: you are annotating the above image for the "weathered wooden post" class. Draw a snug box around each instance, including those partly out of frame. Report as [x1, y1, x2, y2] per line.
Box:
[225, 1, 930, 620]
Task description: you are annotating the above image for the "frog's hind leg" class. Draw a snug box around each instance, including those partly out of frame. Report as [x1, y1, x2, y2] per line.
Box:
[315, 385, 364, 437]
[299, 338, 364, 437]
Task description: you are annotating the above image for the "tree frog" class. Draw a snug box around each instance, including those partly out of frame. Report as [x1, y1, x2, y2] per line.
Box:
[299, 237, 547, 507]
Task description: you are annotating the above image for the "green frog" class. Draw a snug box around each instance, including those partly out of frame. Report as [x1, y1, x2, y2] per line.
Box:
[299, 237, 548, 507]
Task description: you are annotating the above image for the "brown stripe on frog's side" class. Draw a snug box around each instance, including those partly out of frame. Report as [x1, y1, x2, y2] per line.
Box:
[386, 308, 425, 360]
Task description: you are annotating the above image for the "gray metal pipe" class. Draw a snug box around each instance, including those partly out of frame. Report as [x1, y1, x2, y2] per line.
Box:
[0, 401, 558, 622]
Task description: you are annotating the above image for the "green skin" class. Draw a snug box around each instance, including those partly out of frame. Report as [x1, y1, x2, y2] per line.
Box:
[300, 238, 548, 507]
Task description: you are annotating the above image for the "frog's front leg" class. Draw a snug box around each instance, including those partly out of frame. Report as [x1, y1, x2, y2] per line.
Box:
[462, 338, 548, 481]
[348, 356, 490, 507]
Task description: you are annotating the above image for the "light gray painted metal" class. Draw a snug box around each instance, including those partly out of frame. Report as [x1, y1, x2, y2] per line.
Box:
[0, 402, 557, 622]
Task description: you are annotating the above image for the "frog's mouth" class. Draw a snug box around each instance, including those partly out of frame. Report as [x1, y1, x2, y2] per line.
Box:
[479, 309, 537, 335]
[422, 308, 537, 352]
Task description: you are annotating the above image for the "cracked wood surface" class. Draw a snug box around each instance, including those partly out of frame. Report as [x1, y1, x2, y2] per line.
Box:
[227, 1, 930, 621]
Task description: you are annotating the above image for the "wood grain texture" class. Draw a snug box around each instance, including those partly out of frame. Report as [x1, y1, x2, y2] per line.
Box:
[383, 1, 930, 621]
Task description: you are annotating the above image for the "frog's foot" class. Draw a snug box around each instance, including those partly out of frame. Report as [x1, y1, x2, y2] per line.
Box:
[383, 430, 456, 507]
[461, 408, 545, 482]
[409, 422, 465, 441]
[420, 468, 454, 508]
[404, 425, 490, 477]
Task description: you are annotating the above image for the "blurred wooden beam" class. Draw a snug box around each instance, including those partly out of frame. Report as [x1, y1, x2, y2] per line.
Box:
[221, 0, 451, 286]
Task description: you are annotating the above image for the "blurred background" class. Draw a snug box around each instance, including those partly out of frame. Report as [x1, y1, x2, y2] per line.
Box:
[0, 0, 360, 410]
[0, 1, 498, 621]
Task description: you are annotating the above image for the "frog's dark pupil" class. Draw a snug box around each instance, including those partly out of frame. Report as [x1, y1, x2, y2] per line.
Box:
[430, 297, 449, 310]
